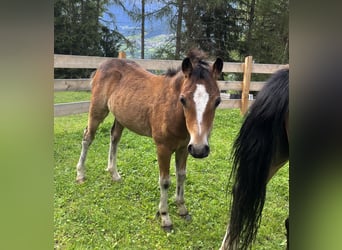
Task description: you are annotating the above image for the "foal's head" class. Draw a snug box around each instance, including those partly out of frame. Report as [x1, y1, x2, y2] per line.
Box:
[179, 53, 223, 158]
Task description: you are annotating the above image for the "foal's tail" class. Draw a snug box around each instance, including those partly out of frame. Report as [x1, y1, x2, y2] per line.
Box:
[89, 70, 97, 87]
[227, 68, 289, 249]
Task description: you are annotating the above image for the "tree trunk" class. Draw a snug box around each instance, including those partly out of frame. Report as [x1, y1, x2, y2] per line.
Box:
[246, 0, 256, 55]
[175, 0, 183, 59]
[141, 0, 145, 59]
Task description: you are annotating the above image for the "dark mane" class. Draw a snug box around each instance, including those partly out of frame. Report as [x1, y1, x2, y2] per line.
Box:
[187, 48, 207, 63]
[165, 67, 180, 77]
[187, 49, 210, 79]
[165, 49, 210, 79]
[192, 61, 210, 79]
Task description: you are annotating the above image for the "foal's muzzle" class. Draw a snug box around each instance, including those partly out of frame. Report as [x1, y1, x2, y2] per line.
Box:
[188, 144, 210, 158]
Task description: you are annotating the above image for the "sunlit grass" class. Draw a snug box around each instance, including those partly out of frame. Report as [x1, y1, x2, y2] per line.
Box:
[54, 92, 289, 249]
[54, 91, 91, 104]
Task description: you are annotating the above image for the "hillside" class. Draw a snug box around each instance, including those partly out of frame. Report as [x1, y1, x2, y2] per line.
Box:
[103, 4, 173, 58]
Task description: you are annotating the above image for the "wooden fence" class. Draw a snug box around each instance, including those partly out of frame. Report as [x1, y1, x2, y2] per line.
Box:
[54, 53, 287, 117]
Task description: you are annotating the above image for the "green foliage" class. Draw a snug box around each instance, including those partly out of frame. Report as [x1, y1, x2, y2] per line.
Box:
[151, 39, 177, 60]
[182, 0, 244, 61]
[247, 0, 289, 63]
[53, 0, 288, 64]
[178, 0, 289, 63]
[147, 0, 288, 63]
[54, 0, 125, 78]
[54, 94, 289, 249]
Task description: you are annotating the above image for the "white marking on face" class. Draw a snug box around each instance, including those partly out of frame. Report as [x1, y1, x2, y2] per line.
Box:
[193, 84, 209, 134]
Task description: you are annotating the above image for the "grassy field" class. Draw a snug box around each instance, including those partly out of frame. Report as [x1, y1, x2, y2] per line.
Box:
[54, 92, 289, 249]
[54, 91, 91, 104]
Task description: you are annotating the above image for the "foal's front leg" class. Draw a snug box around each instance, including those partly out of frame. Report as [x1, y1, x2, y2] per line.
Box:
[156, 144, 172, 230]
[175, 146, 190, 220]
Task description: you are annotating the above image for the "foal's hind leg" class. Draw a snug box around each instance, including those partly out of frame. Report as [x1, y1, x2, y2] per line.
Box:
[175, 146, 190, 220]
[107, 119, 124, 181]
[76, 102, 109, 183]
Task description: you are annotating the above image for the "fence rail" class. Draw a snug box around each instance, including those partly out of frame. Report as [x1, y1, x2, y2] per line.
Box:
[54, 79, 266, 92]
[54, 53, 287, 117]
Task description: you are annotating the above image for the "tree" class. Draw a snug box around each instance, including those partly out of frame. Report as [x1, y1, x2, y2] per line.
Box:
[174, 0, 184, 59]
[240, 0, 289, 64]
[100, 26, 122, 57]
[55, 0, 289, 65]
[178, 0, 288, 63]
[181, 0, 243, 61]
[54, 0, 126, 77]
[115, 0, 174, 59]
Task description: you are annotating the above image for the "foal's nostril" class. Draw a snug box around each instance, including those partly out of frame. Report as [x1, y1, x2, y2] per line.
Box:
[187, 144, 193, 154]
[188, 144, 210, 158]
[204, 145, 210, 154]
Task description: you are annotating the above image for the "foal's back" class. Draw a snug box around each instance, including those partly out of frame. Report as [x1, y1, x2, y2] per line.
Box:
[90, 58, 179, 138]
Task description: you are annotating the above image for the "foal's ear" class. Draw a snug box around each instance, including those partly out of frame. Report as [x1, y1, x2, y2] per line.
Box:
[212, 58, 223, 79]
[182, 57, 193, 77]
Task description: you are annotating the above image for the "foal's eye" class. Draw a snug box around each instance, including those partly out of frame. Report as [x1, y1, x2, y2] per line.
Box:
[180, 96, 186, 106]
[214, 97, 221, 107]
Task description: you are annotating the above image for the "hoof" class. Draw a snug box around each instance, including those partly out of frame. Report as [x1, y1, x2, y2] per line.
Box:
[156, 211, 173, 231]
[76, 177, 86, 184]
[107, 168, 122, 182]
[111, 175, 122, 182]
[180, 213, 192, 221]
[162, 225, 173, 233]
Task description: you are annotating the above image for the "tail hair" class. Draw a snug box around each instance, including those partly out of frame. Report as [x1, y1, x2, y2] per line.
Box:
[227, 68, 289, 249]
[89, 70, 97, 87]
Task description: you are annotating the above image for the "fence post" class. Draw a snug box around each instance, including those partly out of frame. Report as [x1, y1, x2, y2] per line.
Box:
[118, 51, 126, 59]
[241, 56, 253, 115]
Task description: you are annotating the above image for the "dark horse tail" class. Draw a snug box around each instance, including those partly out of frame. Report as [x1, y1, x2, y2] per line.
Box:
[227, 68, 289, 249]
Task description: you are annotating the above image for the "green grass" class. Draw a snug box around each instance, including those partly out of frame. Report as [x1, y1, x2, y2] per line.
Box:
[54, 91, 91, 104]
[54, 92, 289, 249]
